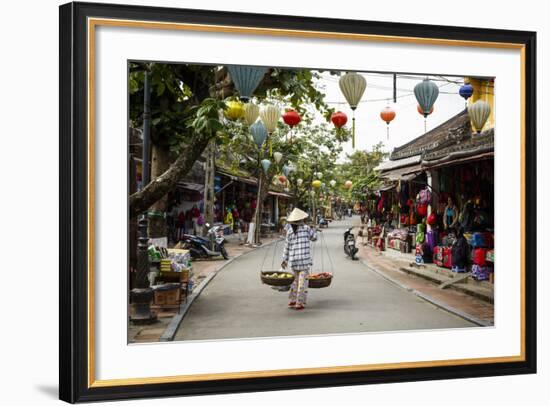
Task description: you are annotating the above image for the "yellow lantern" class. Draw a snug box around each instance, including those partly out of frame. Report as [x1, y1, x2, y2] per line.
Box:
[312, 180, 322, 189]
[225, 100, 245, 121]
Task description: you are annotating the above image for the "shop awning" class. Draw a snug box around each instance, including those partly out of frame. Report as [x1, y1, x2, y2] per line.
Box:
[380, 164, 423, 181]
[268, 191, 293, 198]
[216, 170, 258, 185]
[377, 183, 396, 191]
[177, 182, 204, 191]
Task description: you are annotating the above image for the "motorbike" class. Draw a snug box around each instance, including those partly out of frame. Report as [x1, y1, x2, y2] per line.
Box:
[344, 227, 358, 260]
[180, 223, 229, 260]
[316, 213, 329, 228]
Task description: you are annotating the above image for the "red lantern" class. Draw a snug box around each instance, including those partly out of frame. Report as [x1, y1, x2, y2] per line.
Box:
[278, 175, 287, 184]
[282, 109, 301, 127]
[331, 111, 348, 128]
[282, 109, 300, 144]
[417, 104, 434, 116]
[380, 105, 396, 140]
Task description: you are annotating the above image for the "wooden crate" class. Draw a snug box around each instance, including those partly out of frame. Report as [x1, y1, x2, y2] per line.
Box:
[153, 286, 181, 308]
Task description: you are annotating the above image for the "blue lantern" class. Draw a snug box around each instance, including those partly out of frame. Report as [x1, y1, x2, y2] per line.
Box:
[261, 159, 271, 174]
[250, 121, 268, 148]
[227, 65, 268, 102]
[414, 78, 439, 118]
[282, 165, 290, 177]
[459, 83, 474, 100]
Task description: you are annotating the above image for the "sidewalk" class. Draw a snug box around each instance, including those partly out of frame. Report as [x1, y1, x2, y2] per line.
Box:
[128, 234, 281, 343]
[357, 243, 494, 326]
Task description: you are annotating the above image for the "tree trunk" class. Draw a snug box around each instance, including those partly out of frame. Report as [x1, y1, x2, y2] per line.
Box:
[147, 143, 170, 238]
[203, 141, 215, 228]
[129, 134, 210, 219]
[252, 170, 269, 244]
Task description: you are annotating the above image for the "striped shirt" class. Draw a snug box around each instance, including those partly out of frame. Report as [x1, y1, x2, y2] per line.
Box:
[282, 224, 317, 271]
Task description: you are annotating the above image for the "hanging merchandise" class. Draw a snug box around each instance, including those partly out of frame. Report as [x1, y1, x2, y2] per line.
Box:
[282, 109, 301, 143]
[427, 212, 437, 225]
[225, 100, 245, 121]
[250, 121, 268, 148]
[273, 151, 283, 164]
[468, 100, 491, 134]
[312, 180, 322, 189]
[260, 159, 271, 174]
[339, 72, 367, 148]
[380, 104, 396, 140]
[244, 102, 260, 126]
[227, 65, 268, 102]
[414, 78, 439, 132]
[260, 104, 281, 155]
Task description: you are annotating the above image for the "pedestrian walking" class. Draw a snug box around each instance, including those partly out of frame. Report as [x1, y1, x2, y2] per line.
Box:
[281, 208, 317, 310]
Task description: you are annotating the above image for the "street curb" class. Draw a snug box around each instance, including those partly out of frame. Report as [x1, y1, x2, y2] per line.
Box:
[160, 238, 282, 342]
[360, 259, 492, 327]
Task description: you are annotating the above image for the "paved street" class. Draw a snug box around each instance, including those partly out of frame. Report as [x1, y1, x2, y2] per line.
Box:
[174, 217, 476, 341]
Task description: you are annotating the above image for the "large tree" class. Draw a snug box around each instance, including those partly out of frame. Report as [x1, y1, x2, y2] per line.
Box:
[128, 64, 339, 223]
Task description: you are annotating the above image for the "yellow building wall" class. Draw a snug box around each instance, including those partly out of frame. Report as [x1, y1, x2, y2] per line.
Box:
[466, 77, 495, 133]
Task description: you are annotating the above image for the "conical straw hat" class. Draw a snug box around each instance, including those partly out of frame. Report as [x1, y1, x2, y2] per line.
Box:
[287, 208, 309, 222]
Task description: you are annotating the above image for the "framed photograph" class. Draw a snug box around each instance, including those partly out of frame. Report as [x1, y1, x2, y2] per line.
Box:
[59, 1, 536, 403]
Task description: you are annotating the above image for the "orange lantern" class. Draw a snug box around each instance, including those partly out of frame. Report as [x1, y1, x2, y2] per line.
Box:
[345, 180, 353, 189]
[380, 105, 396, 140]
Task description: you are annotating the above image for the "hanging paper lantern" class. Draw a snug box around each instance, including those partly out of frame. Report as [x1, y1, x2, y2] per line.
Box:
[227, 65, 268, 102]
[250, 121, 268, 148]
[260, 159, 271, 174]
[339, 73, 367, 148]
[312, 180, 322, 189]
[273, 151, 283, 164]
[224, 100, 245, 121]
[297, 178, 303, 187]
[284, 187, 290, 192]
[279, 175, 287, 184]
[316, 172, 323, 179]
[459, 83, 474, 101]
[321, 183, 326, 189]
[310, 190, 316, 197]
[244, 102, 260, 126]
[260, 104, 280, 133]
[282, 109, 301, 143]
[330, 179, 336, 187]
[345, 180, 353, 189]
[282, 109, 301, 127]
[414, 78, 439, 117]
[282, 165, 290, 177]
[417, 104, 434, 116]
[380, 105, 396, 140]
[287, 162, 296, 173]
[331, 111, 348, 128]
[468, 100, 491, 134]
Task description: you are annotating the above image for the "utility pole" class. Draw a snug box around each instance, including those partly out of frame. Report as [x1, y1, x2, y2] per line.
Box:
[130, 67, 156, 325]
[203, 140, 215, 233]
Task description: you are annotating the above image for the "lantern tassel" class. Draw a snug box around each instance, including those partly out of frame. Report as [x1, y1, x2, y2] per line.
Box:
[387, 124, 389, 140]
[352, 114, 356, 149]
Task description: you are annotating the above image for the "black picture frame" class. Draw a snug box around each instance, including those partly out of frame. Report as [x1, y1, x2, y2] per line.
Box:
[59, 1, 537, 403]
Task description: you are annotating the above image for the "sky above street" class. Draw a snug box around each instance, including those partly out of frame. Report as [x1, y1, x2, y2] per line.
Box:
[310, 71, 466, 159]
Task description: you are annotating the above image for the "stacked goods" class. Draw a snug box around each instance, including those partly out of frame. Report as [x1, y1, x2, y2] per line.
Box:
[426, 230, 438, 251]
[433, 246, 444, 267]
[387, 228, 410, 252]
[433, 246, 452, 268]
[471, 232, 494, 248]
[471, 264, 493, 281]
[307, 272, 333, 288]
[160, 259, 172, 272]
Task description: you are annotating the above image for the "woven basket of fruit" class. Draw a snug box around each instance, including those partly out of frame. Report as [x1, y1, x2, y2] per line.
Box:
[260, 271, 295, 286]
[307, 272, 333, 288]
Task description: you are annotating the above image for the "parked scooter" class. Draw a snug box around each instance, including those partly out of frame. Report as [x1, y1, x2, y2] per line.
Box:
[344, 227, 358, 260]
[317, 213, 329, 228]
[181, 223, 229, 260]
